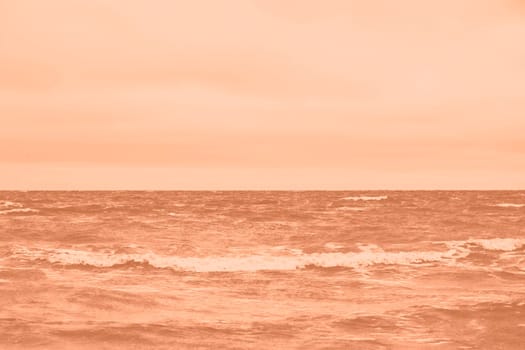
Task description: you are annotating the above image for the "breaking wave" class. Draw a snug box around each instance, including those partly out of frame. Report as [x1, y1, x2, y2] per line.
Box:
[7, 238, 523, 273]
[10, 247, 463, 273]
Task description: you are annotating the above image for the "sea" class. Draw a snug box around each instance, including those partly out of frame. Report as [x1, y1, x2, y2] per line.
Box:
[1, 191, 524, 349]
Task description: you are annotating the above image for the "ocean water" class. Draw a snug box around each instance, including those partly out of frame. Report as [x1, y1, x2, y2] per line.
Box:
[1, 191, 524, 349]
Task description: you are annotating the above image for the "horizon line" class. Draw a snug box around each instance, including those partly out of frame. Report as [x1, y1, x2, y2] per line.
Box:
[1, 189, 524, 192]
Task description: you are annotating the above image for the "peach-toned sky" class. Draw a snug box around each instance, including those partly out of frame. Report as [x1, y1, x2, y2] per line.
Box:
[1, 0, 525, 189]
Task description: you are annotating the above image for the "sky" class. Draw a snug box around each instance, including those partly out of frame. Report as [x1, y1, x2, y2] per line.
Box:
[1, 0, 525, 189]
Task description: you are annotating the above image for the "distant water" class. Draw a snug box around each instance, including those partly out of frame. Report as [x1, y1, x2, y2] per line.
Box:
[1, 191, 525, 349]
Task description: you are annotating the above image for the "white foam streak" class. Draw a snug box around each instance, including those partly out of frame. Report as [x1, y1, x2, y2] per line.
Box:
[0, 208, 39, 215]
[494, 203, 525, 208]
[335, 207, 368, 211]
[342, 195, 388, 201]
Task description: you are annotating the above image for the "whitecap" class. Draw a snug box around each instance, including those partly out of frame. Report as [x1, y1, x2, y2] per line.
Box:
[342, 195, 388, 201]
[0, 200, 23, 208]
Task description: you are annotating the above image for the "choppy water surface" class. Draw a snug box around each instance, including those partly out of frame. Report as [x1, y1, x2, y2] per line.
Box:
[1, 191, 525, 349]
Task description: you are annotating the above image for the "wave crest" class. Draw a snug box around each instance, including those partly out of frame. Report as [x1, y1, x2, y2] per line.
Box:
[11, 246, 460, 272]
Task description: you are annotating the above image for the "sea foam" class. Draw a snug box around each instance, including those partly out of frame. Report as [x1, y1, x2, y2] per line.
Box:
[11, 237, 524, 273]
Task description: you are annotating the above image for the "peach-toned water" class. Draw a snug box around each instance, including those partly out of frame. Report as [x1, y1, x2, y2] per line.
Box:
[1, 191, 525, 349]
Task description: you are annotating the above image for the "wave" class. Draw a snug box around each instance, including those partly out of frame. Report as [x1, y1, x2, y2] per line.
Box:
[10, 246, 462, 273]
[494, 203, 525, 208]
[9, 237, 523, 273]
[342, 195, 388, 201]
[0, 208, 39, 215]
